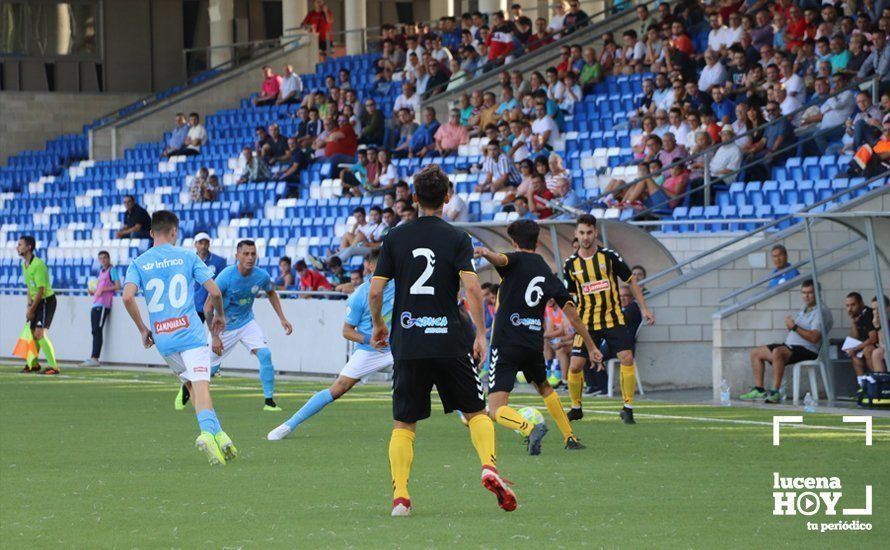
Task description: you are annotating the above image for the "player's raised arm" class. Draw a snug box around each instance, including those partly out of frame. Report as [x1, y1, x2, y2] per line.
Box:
[473, 246, 509, 267]
[122, 282, 153, 349]
[562, 301, 603, 365]
[266, 288, 293, 335]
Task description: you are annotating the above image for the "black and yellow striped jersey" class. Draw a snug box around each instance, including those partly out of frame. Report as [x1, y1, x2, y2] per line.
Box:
[563, 247, 633, 330]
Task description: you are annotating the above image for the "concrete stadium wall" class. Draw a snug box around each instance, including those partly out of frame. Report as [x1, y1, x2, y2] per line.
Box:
[90, 39, 318, 161]
[632, 189, 889, 394]
[712, 191, 890, 400]
[0, 92, 144, 165]
[0, 295, 349, 376]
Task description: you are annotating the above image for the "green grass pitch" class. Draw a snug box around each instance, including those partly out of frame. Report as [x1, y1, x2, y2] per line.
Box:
[1, 366, 887, 548]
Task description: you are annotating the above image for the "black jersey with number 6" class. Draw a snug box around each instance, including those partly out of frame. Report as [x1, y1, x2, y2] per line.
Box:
[373, 216, 476, 361]
[491, 251, 572, 351]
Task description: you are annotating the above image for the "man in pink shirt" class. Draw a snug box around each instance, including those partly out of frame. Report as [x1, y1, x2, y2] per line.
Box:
[253, 65, 282, 107]
[434, 110, 470, 156]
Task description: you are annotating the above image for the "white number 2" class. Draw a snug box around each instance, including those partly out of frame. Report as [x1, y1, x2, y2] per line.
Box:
[145, 274, 189, 312]
[525, 276, 545, 307]
[409, 248, 436, 295]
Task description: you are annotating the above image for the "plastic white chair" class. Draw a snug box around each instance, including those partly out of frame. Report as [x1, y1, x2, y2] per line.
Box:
[791, 359, 833, 404]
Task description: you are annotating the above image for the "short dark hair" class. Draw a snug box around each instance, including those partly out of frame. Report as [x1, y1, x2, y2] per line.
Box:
[295, 260, 308, 271]
[802, 279, 818, 293]
[395, 181, 409, 190]
[370, 205, 382, 214]
[189, 112, 199, 120]
[353, 206, 366, 216]
[123, 194, 135, 202]
[514, 195, 528, 205]
[771, 244, 788, 255]
[481, 282, 493, 291]
[382, 207, 395, 216]
[98, 250, 110, 258]
[872, 295, 890, 306]
[507, 219, 540, 250]
[631, 265, 647, 278]
[19, 235, 36, 251]
[847, 292, 864, 302]
[413, 164, 450, 209]
[151, 210, 179, 235]
[329, 255, 343, 267]
[280, 256, 292, 266]
[236, 239, 256, 251]
[576, 213, 597, 228]
[367, 248, 382, 263]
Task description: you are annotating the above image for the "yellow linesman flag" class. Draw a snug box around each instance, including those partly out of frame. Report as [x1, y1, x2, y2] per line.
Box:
[12, 323, 38, 364]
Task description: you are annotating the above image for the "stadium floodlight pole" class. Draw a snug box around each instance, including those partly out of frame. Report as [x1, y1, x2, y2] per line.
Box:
[864, 217, 890, 372]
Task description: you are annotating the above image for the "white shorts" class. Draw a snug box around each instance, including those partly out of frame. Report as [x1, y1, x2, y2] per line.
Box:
[340, 348, 394, 380]
[164, 346, 213, 383]
[211, 319, 268, 367]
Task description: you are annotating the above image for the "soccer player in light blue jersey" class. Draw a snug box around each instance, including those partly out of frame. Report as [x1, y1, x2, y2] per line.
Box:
[267, 248, 394, 440]
[121, 210, 237, 466]
[202, 239, 293, 411]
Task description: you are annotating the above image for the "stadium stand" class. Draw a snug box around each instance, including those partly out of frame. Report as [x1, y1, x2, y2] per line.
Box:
[2, 0, 889, 297]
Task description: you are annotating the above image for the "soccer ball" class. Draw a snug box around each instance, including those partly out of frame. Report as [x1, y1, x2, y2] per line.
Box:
[516, 372, 527, 384]
[515, 406, 545, 434]
[87, 278, 98, 293]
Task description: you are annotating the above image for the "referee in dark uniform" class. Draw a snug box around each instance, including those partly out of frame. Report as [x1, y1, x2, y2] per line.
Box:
[369, 165, 517, 517]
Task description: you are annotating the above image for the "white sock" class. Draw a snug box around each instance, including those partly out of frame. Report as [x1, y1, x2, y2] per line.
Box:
[857, 375, 867, 388]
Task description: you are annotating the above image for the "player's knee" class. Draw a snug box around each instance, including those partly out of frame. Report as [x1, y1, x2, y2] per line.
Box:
[33, 328, 44, 340]
[617, 350, 634, 365]
[255, 347, 273, 365]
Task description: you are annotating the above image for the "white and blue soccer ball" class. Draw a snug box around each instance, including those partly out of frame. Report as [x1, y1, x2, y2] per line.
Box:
[515, 406, 545, 434]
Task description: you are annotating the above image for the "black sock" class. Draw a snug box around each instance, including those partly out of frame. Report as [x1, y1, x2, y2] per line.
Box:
[181, 384, 190, 402]
[265, 398, 277, 407]
[755, 386, 765, 392]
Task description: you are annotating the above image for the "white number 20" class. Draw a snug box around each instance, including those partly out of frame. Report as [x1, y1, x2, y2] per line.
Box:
[525, 276, 546, 307]
[409, 248, 436, 295]
[145, 273, 189, 312]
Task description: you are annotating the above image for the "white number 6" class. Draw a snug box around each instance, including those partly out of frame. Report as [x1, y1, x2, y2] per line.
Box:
[525, 276, 545, 307]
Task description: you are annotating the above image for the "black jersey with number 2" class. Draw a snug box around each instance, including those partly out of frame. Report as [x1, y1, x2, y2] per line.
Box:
[491, 251, 572, 351]
[373, 216, 476, 361]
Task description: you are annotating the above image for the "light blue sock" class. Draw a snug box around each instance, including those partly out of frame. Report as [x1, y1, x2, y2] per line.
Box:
[284, 389, 334, 431]
[196, 409, 221, 435]
[256, 348, 275, 399]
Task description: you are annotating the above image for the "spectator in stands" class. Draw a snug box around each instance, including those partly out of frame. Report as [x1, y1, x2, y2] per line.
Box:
[189, 168, 219, 202]
[617, 30, 646, 74]
[357, 98, 384, 146]
[477, 139, 520, 192]
[162, 113, 189, 158]
[238, 147, 271, 183]
[254, 65, 282, 106]
[276, 256, 296, 290]
[116, 195, 151, 239]
[741, 279, 833, 403]
[444, 181, 469, 222]
[799, 74, 854, 154]
[545, 152, 571, 198]
[399, 205, 418, 224]
[527, 173, 554, 219]
[80, 250, 120, 367]
[857, 31, 890, 85]
[845, 91, 882, 151]
[844, 292, 878, 396]
[531, 101, 560, 149]
[275, 137, 309, 187]
[339, 145, 369, 197]
[709, 127, 743, 183]
[512, 195, 535, 219]
[296, 107, 323, 149]
[699, 49, 729, 92]
[326, 255, 351, 291]
[404, 107, 440, 158]
[296, 260, 333, 296]
[711, 85, 735, 125]
[434, 109, 469, 156]
[302, 0, 334, 53]
[425, 58, 450, 98]
[394, 82, 421, 122]
[579, 46, 602, 93]
[323, 115, 358, 166]
[767, 244, 800, 288]
[564, 0, 590, 32]
[266, 123, 290, 164]
[375, 149, 398, 190]
[277, 64, 303, 105]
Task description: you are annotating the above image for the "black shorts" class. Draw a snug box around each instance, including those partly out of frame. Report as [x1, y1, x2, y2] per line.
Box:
[572, 326, 633, 360]
[488, 345, 548, 393]
[392, 355, 485, 423]
[767, 344, 818, 364]
[30, 295, 57, 331]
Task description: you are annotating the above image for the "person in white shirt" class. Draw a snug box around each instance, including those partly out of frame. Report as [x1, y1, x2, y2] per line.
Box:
[547, 1, 568, 37]
[182, 112, 207, 156]
[545, 68, 565, 103]
[531, 103, 560, 149]
[559, 72, 582, 113]
[779, 59, 805, 99]
[277, 64, 303, 105]
[799, 74, 854, 154]
[403, 35, 424, 73]
[652, 109, 671, 138]
[723, 12, 744, 50]
[706, 13, 729, 55]
[618, 29, 646, 74]
[776, 86, 802, 126]
[667, 107, 691, 147]
[709, 127, 742, 183]
[443, 181, 469, 222]
[509, 121, 533, 163]
[698, 49, 728, 92]
[393, 82, 421, 122]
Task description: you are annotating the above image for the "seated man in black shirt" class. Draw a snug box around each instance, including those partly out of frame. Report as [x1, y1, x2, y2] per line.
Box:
[266, 123, 290, 164]
[586, 285, 643, 395]
[274, 137, 309, 188]
[116, 195, 152, 239]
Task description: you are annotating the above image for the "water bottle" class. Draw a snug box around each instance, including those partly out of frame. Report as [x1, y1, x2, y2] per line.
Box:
[803, 392, 816, 413]
[720, 379, 731, 406]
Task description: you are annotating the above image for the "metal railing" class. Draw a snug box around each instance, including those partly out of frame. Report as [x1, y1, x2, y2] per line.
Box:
[561, 74, 881, 217]
[639, 172, 889, 297]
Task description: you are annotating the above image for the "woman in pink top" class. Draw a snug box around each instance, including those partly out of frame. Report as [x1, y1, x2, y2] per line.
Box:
[81, 250, 120, 367]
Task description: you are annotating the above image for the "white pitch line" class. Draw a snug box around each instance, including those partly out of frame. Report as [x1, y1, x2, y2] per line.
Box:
[581, 409, 890, 435]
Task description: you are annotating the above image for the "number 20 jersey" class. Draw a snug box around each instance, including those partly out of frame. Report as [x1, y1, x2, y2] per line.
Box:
[491, 252, 573, 351]
[125, 243, 213, 356]
[373, 216, 476, 361]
